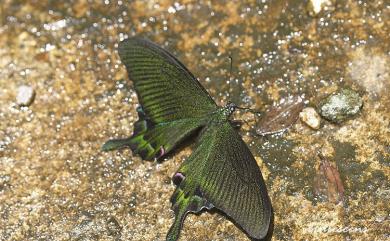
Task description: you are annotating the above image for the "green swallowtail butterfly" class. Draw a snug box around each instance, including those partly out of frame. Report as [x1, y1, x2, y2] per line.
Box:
[102, 37, 273, 240]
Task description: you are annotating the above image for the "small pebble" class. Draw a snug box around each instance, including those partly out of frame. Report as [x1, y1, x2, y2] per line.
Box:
[318, 88, 363, 124]
[299, 107, 321, 129]
[16, 85, 35, 106]
[307, 0, 334, 16]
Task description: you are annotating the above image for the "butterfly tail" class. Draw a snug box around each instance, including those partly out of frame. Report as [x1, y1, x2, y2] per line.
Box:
[101, 137, 133, 151]
[166, 191, 187, 241]
[101, 107, 158, 159]
[167, 182, 213, 241]
[101, 132, 158, 160]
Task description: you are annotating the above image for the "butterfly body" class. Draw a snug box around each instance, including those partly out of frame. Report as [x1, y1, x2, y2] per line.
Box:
[102, 37, 273, 241]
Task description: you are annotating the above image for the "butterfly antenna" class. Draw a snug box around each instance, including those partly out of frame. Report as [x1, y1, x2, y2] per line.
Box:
[228, 55, 235, 100]
[227, 55, 233, 82]
[236, 106, 262, 116]
[227, 56, 261, 117]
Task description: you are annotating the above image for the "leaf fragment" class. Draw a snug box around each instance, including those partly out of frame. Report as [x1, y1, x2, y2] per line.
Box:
[256, 96, 304, 135]
[313, 154, 345, 203]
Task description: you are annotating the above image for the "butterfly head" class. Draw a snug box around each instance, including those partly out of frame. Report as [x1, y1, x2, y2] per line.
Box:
[222, 101, 237, 118]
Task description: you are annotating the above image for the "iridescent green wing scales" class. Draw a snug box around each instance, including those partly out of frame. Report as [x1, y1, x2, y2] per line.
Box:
[166, 187, 213, 241]
[128, 111, 205, 160]
[201, 123, 273, 239]
[102, 107, 206, 160]
[118, 37, 217, 123]
[168, 122, 273, 240]
[102, 38, 217, 160]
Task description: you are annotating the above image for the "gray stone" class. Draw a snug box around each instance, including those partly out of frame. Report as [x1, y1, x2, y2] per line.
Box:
[318, 88, 363, 123]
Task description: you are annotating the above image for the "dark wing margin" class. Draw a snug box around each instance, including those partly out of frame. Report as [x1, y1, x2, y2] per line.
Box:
[118, 37, 217, 123]
[168, 122, 273, 240]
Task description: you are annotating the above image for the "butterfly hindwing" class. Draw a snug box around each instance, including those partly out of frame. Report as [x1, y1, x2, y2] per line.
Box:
[102, 107, 206, 160]
[169, 121, 273, 240]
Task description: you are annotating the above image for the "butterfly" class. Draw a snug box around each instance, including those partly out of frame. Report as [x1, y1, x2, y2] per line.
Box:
[102, 37, 273, 241]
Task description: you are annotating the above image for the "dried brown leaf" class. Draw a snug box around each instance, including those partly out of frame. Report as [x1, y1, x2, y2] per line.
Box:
[313, 155, 345, 203]
[256, 96, 304, 135]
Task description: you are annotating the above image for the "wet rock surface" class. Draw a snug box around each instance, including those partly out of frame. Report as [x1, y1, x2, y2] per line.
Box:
[0, 1, 389, 241]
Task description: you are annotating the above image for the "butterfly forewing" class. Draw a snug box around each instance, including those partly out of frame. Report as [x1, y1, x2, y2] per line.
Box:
[118, 38, 217, 123]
